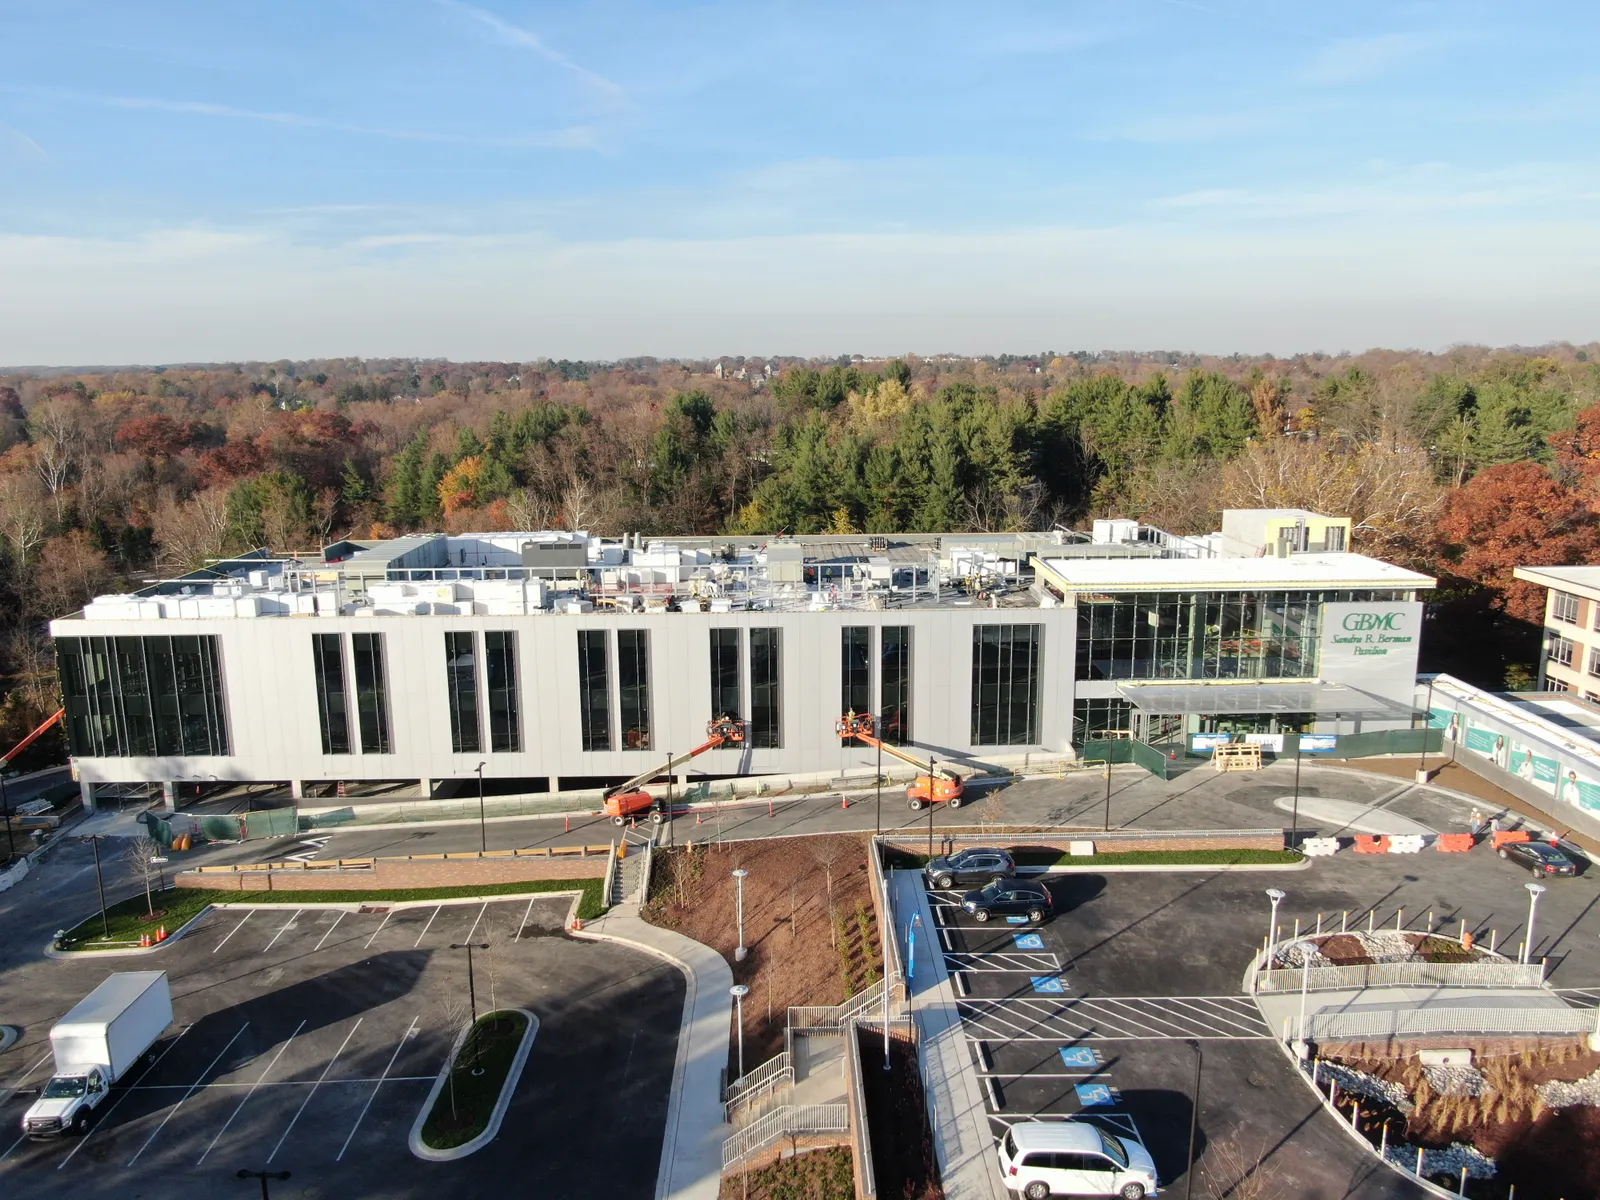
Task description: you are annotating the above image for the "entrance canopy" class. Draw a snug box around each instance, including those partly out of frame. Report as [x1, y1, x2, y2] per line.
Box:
[1115, 680, 1416, 720]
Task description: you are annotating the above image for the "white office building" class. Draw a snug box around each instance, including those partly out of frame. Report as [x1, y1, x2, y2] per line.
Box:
[50, 514, 1435, 812]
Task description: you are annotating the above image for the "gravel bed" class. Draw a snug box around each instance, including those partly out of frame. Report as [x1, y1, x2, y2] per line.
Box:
[1539, 1067, 1600, 1109]
[1423, 1064, 1488, 1097]
[1384, 1142, 1497, 1180]
[1321, 1061, 1408, 1108]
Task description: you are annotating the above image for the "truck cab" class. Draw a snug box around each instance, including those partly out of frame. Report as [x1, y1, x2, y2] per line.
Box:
[24, 1068, 110, 1137]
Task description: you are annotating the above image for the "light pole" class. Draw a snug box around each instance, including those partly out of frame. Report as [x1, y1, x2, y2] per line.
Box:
[1102, 755, 1113, 832]
[1289, 732, 1303, 849]
[881, 864, 892, 1072]
[926, 755, 936, 859]
[451, 941, 491, 1073]
[0, 769, 13, 865]
[1523, 882, 1547, 965]
[236, 1169, 291, 1200]
[1415, 676, 1436, 784]
[1265, 888, 1286, 957]
[875, 740, 882, 839]
[89, 834, 110, 939]
[475, 761, 487, 853]
[732, 868, 749, 962]
[1183, 1039, 1202, 1200]
[730, 984, 749, 1080]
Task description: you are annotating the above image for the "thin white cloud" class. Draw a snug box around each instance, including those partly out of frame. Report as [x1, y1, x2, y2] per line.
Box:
[1299, 31, 1459, 85]
[0, 122, 47, 158]
[1089, 111, 1269, 143]
[1, 85, 599, 151]
[437, 0, 626, 107]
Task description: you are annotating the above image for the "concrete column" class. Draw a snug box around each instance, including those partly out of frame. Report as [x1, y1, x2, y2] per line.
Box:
[78, 780, 96, 814]
[161, 781, 177, 813]
[419, 777, 433, 799]
[290, 780, 305, 800]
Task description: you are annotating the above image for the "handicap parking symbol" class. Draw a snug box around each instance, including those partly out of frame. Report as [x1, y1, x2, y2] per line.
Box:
[1075, 1083, 1117, 1108]
[1059, 1046, 1098, 1068]
[1030, 975, 1065, 994]
[1012, 932, 1046, 950]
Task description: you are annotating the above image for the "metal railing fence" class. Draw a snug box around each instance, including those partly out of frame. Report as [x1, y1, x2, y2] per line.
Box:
[720, 1104, 849, 1170]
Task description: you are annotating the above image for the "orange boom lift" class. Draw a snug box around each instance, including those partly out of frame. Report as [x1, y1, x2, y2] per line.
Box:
[836, 711, 965, 811]
[601, 716, 747, 826]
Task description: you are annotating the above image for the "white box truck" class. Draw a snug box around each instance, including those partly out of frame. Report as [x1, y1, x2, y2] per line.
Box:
[22, 971, 173, 1138]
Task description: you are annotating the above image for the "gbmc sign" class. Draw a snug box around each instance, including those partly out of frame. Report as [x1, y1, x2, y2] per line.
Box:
[1342, 611, 1405, 633]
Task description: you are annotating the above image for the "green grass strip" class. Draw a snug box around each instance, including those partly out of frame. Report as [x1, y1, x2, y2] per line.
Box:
[56, 878, 607, 950]
[421, 1009, 530, 1150]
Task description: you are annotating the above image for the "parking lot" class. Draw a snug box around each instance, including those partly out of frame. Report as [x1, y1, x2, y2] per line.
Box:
[0, 896, 683, 1200]
[924, 844, 1600, 1200]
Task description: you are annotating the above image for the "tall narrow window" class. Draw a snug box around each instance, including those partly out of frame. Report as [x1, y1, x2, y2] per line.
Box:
[750, 628, 782, 748]
[617, 629, 651, 750]
[841, 627, 871, 742]
[483, 631, 521, 753]
[880, 626, 912, 745]
[578, 629, 611, 751]
[57, 635, 230, 759]
[971, 624, 1042, 746]
[710, 629, 742, 723]
[312, 633, 351, 755]
[445, 631, 481, 753]
[351, 632, 390, 754]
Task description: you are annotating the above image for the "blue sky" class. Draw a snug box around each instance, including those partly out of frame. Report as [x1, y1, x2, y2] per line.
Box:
[2, 1, 1598, 363]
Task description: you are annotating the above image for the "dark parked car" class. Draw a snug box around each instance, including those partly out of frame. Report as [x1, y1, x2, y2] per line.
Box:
[924, 847, 1016, 890]
[961, 878, 1053, 923]
[1500, 840, 1578, 878]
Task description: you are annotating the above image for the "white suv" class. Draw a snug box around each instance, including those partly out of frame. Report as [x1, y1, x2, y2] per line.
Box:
[998, 1119, 1160, 1199]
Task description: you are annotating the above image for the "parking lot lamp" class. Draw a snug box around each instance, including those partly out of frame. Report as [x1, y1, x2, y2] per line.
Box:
[450, 941, 491, 1073]
[1102, 755, 1112, 833]
[926, 755, 936, 859]
[875, 739, 882, 839]
[1290, 733, 1303, 848]
[1265, 888, 1286, 955]
[236, 1169, 291, 1200]
[1415, 677, 1436, 783]
[881, 869, 892, 1071]
[730, 984, 749, 1080]
[89, 834, 110, 939]
[0, 770, 13, 864]
[475, 762, 487, 853]
[1523, 882, 1547, 965]
[732, 868, 749, 962]
[1183, 1040, 1202, 1200]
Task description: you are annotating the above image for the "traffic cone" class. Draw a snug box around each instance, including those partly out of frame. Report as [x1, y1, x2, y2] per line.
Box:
[571, 915, 584, 932]
[841, 794, 849, 809]
[140, 933, 151, 948]
[564, 814, 571, 833]
[696, 809, 704, 824]
[156, 926, 167, 942]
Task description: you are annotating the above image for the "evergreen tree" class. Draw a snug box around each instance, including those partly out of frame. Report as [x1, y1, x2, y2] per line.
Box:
[385, 436, 426, 528]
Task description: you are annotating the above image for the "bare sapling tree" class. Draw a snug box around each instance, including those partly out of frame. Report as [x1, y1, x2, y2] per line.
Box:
[1201, 1134, 1285, 1200]
[128, 835, 164, 916]
[435, 986, 474, 1124]
[809, 836, 848, 949]
[977, 791, 1009, 833]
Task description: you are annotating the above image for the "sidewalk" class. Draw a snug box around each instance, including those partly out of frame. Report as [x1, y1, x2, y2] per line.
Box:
[889, 869, 1006, 1200]
[579, 901, 732, 1200]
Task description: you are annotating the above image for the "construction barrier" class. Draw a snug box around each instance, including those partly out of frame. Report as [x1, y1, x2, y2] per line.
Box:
[1436, 833, 1475, 853]
[1492, 830, 1531, 850]
[1301, 837, 1341, 857]
[1353, 835, 1391, 854]
[1387, 835, 1426, 854]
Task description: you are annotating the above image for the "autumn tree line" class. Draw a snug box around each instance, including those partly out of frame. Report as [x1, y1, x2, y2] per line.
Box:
[2, 345, 1599, 761]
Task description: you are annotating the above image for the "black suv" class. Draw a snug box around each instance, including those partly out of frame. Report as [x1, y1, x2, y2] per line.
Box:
[1500, 840, 1578, 878]
[924, 847, 1016, 890]
[961, 878, 1053, 923]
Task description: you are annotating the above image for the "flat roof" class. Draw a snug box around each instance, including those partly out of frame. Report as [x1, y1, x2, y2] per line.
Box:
[1117, 681, 1416, 718]
[1513, 566, 1600, 596]
[1503, 694, 1600, 749]
[1036, 552, 1435, 593]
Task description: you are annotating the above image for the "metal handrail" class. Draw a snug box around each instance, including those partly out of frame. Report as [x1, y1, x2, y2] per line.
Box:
[725, 1050, 793, 1101]
[723, 1066, 794, 1123]
[720, 1103, 849, 1169]
[790, 978, 892, 1031]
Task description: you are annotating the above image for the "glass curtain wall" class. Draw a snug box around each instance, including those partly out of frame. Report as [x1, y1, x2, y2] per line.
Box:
[617, 629, 651, 750]
[841, 626, 871, 741]
[484, 631, 521, 753]
[710, 629, 742, 721]
[1072, 698, 1134, 744]
[971, 625, 1042, 745]
[577, 630, 610, 751]
[1074, 589, 1410, 681]
[57, 635, 231, 758]
[749, 628, 782, 748]
[880, 626, 912, 744]
[312, 633, 351, 755]
[351, 632, 391, 754]
[445, 631, 481, 753]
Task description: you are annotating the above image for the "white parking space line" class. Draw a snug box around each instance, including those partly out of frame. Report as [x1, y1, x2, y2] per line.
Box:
[363, 910, 393, 949]
[413, 907, 441, 948]
[956, 996, 1272, 1042]
[943, 952, 1062, 973]
[212, 912, 253, 954]
[313, 912, 346, 952]
[125, 1023, 249, 1168]
[518, 896, 535, 936]
[262, 910, 303, 953]
[195, 1019, 306, 1165]
[337, 1015, 419, 1162]
[57, 1026, 194, 1170]
[463, 901, 488, 944]
[266, 1019, 362, 1164]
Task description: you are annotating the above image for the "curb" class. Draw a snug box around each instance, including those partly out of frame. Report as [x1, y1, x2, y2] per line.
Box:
[0, 1025, 17, 1055]
[1025, 858, 1312, 876]
[43, 901, 216, 959]
[409, 1008, 539, 1162]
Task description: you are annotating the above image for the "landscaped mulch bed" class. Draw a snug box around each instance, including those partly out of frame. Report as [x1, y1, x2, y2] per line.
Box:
[642, 834, 880, 1069]
[719, 1146, 855, 1200]
[419, 1009, 529, 1149]
[856, 1029, 943, 1200]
